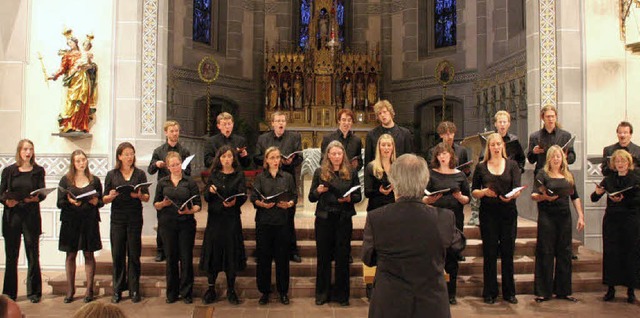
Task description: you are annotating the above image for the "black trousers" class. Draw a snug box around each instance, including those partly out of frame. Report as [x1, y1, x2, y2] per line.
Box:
[288, 206, 298, 255]
[156, 211, 163, 254]
[602, 211, 640, 288]
[534, 210, 572, 297]
[110, 220, 142, 294]
[315, 214, 352, 302]
[2, 212, 42, 299]
[446, 209, 464, 297]
[479, 205, 517, 298]
[160, 219, 196, 299]
[255, 223, 290, 295]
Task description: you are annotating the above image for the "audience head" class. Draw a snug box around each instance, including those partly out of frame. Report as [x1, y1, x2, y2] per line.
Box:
[389, 154, 430, 199]
[430, 142, 457, 169]
[373, 100, 395, 127]
[15, 139, 36, 167]
[616, 121, 633, 147]
[216, 112, 234, 137]
[115, 142, 136, 170]
[494, 110, 511, 137]
[0, 295, 23, 318]
[436, 121, 457, 146]
[482, 133, 507, 162]
[71, 301, 126, 318]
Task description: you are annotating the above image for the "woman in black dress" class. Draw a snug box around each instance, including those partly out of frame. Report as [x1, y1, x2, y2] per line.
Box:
[423, 142, 469, 305]
[200, 145, 247, 305]
[1, 139, 45, 302]
[591, 149, 640, 303]
[364, 134, 395, 212]
[251, 146, 298, 305]
[103, 142, 150, 303]
[532, 145, 585, 302]
[57, 150, 104, 303]
[471, 133, 523, 304]
[153, 151, 201, 304]
[309, 141, 362, 306]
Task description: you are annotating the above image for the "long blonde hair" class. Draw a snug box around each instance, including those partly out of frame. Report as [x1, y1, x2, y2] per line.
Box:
[543, 145, 574, 186]
[481, 133, 507, 163]
[320, 141, 351, 182]
[371, 134, 396, 179]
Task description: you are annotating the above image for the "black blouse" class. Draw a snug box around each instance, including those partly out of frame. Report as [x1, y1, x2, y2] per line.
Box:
[104, 168, 149, 222]
[472, 159, 521, 207]
[153, 175, 201, 225]
[590, 170, 640, 213]
[321, 130, 364, 172]
[309, 168, 362, 219]
[363, 163, 394, 211]
[204, 170, 247, 216]
[57, 175, 104, 223]
[251, 170, 298, 225]
[533, 170, 579, 212]
[426, 169, 470, 216]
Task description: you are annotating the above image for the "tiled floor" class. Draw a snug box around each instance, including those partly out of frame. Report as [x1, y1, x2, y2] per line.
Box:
[3, 271, 639, 318]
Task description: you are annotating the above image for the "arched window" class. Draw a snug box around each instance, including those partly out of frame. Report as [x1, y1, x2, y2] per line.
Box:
[295, 0, 350, 50]
[419, 0, 457, 58]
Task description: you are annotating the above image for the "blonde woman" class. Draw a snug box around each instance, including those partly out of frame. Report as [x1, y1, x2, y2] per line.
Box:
[531, 145, 585, 302]
[364, 134, 396, 211]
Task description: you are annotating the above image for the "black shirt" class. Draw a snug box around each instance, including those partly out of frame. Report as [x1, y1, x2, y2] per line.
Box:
[254, 130, 303, 176]
[204, 133, 250, 169]
[251, 170, 297, 226]
[478, 132, 526, 173]
[57, 176, 104, 223]
[153, 175, 201, 225]
[148, 142, 192, 181]
[527, 127, 576, 175]
[427, 143, 471, 176]
[427, 169, 470, 216]
[204, 170, 247, 217]
[321, 129, 363, 171]
[363, 163, 394, 211]
[533, 170, 579, 212]
[364, 124, 414, 167]
[104, 168, 149, 223]
[472, 159, 521, 208]
[590, 170, 640, 212]
[309, 168, 362, 219]
[600, 142, 640, 177]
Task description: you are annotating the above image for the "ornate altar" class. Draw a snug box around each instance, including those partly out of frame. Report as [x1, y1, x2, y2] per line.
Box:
[263, 0, 381, 148]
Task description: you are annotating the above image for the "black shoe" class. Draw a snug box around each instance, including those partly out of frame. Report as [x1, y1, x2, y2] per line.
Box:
[556, 295, 578, 302]
[131, 292, 141, 303]
[535, 296, 551, 303]
[63, 296, 74, 303]
[290, 254, 302, 263]
[166, 296, 177, 304]
[571, 254, 578, 260]
[227, 289, 240, 305]
[628, 289, 636, 304]
[155, 252, 166, 262]
[483, 296, 495, 304]
[111, 293, 121, 303]
[203, 288, 217, 304]
[349, 255, 353, 264]
[504, 296, 518, 304]
[339, 300, 350, 306]
[603, 287, 615, 302]
[449, 296, 457, 305]
[83, 295, 94, 303]
[315, 298, 327, 305]
[279, 293, 290, 305]
[258, 293, 269, 305]
[183, 296, 193, 304]
[29, 295, 41, 303]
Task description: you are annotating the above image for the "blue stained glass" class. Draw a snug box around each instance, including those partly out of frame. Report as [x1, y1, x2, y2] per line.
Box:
[337, 0, 345, 42]
[435, 0, 456, 48]
[193, 0, 212, 44]
[299, 0, 312, 49]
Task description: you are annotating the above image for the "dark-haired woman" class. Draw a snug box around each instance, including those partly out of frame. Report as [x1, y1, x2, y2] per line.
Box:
[423, 142, 469, 305]
[200, 146, 247, 305]
[1, 139, 45, 302]
[58, 150, 104, 303]
[103, 142, 150, 303]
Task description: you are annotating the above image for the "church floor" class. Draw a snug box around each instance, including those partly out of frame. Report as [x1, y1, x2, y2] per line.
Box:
[2, 271, 638, 318]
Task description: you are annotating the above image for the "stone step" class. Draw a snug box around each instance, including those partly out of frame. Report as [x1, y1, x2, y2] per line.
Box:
[94, 248, 601, 278]
[138, 237, 582, 258]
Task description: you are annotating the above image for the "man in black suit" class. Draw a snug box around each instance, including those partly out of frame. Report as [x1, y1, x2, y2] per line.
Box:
[600, 121, 640, 176]
[364, 100, 414, 167]
[527, 105, 576, 176]
[203, 112, 250, 169]
[362, 154, 464, 318]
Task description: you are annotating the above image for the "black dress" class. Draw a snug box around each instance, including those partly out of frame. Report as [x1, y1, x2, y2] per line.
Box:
[57, 176, 104, 252]
[427, 169, 469, 298]
[590, 171, 640, 289]
[364, 163, 394, 211]
[533, 170, 579, 298]
[471, 159, 521, 299]
[1, 164, 45, 300]
[104, 168, 148, 295]
[200, 170, 247, 274]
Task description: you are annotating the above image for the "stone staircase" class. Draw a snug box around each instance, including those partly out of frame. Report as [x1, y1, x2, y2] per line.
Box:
[48, 206, 604, 300]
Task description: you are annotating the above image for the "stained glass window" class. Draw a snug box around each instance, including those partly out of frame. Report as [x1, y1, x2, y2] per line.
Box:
[336, 0, 345, 43]
[299, 0, 312, 49]
[298, 0, 347, 49]
[193, 0, 212, 44]
[435, 0, 456, 48]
